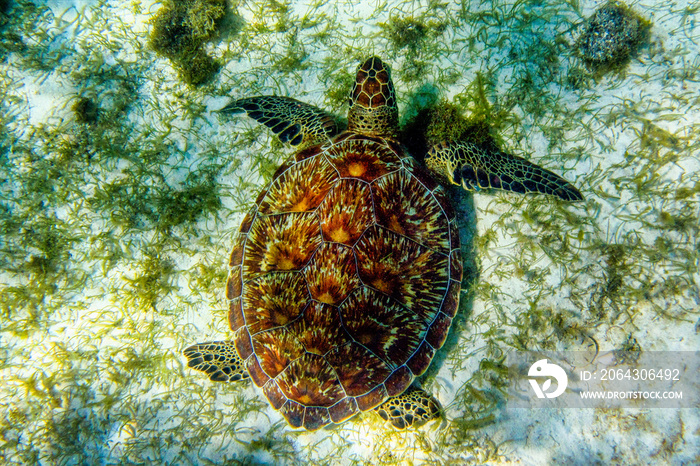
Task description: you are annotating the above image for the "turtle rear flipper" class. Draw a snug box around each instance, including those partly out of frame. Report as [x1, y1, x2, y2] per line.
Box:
[425, 141, 583, 202]
[219, 96, 338, 148]
[183, 341, 249, 383]
[375, 386, 441, 429]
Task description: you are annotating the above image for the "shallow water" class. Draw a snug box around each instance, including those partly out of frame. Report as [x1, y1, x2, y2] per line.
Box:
[1, 0, 698, 464]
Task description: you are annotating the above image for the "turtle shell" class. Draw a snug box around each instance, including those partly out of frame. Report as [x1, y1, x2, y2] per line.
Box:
[227, 132, 462, 430]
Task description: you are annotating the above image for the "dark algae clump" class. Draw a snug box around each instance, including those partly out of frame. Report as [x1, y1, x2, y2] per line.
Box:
[575, 1, 651, 75]
[72, 97, 99, 125]
[149, 0, 228, 85]
[0, 0, 10, 16]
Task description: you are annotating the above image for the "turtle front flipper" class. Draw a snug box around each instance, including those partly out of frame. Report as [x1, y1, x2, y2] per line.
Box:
[219, 96, 337, 148]
[374, 386, 441, 429]
[425, 141, 583, 201]
[183, 340, 249, 383]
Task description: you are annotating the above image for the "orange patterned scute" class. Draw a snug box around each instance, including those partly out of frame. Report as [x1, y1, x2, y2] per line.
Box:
[328, 397, 359, 424]
[373, 169, 451, 253]
[258, 156, 338, 214]
[354, 226, 449, 317]
[242, 212, 322, 279]
[325, 342, 392, 397]
[339, 287, 424, 365]
[289, 301, 352, 355]
[384, 365, 412, 396]
[318, 179, 374, 246]
[276, 353, 346, 406]
[229, 136, 461, 430]
[245, 353, 270, 387]
[279, 400, 305, 428]
[355, 384, 388, 411]
[242, 272, 309, 335]
[325, 138, 401, 182]
[228, 297, 244, 331]
[303, 243, 361, 305]
[252, 328, 305, 379]
[262, 380, 287, 409]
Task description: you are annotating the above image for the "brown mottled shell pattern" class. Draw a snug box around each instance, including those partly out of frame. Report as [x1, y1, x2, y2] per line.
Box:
[227, 132, 462, 430]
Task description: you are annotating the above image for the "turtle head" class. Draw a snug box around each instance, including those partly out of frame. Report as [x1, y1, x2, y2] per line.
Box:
[347, 57, 399, 138]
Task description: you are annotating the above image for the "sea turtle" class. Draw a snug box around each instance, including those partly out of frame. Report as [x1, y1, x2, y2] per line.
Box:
[184, 57, 582, 431]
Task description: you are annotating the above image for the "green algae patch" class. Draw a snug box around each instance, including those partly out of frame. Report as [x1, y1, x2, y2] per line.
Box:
[401, 73, 509, 164]
[378, 11, 450, 84]
[149, 0, 229, 85]
[381, 15, 447, 51]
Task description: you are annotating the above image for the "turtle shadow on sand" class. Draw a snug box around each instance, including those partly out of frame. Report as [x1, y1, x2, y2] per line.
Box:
[418, 185, 478, 385]
[398, 84, 480, 400]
